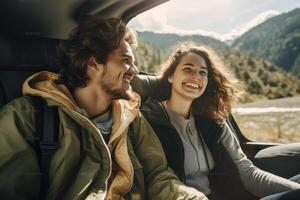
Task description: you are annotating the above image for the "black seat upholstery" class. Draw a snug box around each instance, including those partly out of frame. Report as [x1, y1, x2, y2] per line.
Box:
[0, 35, 60, 108]
[131, 74, 171, 102]
[0, 33, 171, 109]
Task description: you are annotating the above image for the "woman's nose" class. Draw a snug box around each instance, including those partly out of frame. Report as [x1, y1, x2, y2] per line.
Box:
[191, 71, 201, 78]
[191, 71, 207, 79]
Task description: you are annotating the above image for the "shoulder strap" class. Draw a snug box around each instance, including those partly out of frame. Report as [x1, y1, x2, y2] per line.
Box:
[127, 122, 136, 146]
[29, 95, 59, 199]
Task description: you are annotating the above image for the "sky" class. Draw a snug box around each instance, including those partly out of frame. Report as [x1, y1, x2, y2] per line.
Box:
[128, 0, 300, 41]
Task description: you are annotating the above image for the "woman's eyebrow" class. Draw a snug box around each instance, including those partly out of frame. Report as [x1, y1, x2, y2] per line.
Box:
[182, 63, 194, 66]
[182, 63, 208, 70]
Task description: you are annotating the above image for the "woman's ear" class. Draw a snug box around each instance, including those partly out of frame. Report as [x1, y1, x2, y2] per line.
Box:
[168, 76, 173, 83]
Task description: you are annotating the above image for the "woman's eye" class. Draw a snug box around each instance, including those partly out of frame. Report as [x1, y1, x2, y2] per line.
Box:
[199, 71, 207, 76]
[183, 68, 191, 72]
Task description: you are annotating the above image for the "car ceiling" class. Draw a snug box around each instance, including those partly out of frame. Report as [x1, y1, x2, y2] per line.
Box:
[0, 0, 168, 39]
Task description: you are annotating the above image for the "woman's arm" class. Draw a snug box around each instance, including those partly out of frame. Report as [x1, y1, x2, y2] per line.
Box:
[220, 123, 300, 197]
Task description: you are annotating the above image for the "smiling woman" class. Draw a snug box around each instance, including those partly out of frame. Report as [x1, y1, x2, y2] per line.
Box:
[158, 42, 242, 122]
[140, 42, 300, 200]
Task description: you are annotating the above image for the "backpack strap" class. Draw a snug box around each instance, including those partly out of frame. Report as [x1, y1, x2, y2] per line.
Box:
[127, 122, 136, 146]
[29, 95, 59, 199]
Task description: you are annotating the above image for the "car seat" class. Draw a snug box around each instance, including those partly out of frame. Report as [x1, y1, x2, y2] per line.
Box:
[0, 34, 60, 108]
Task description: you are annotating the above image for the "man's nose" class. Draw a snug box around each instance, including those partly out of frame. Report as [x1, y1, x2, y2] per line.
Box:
[130, 63, 139, 76]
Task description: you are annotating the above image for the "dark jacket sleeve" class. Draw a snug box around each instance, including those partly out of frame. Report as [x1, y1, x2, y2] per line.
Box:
[0, 96, 40, 199]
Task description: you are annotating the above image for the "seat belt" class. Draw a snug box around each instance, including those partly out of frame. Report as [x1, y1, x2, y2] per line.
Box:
[29, 95, 59, 199]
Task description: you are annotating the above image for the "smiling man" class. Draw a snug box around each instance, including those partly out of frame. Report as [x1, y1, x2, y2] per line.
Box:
[0, 17, 208, 200]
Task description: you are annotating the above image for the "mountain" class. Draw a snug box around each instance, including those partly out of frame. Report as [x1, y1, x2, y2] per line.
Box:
[232, 8, 300, 77]
[224, 39, 235, 46]
[134, 40, 163, 74]
[137, 31, 228, 53]
[134, 39, 300, 103]
[220, 50, 300, 102]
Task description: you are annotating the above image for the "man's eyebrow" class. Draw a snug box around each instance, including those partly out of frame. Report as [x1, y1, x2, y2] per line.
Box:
[122, 54, 133, 59]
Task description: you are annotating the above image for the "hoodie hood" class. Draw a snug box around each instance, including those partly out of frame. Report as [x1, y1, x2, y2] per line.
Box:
[23, 71, 141, 198]
[23, 71, 80, 111]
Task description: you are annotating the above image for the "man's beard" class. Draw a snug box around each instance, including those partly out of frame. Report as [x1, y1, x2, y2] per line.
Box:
[100, 78, 131, 100]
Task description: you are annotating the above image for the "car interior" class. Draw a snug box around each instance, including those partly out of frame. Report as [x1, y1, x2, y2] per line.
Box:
[0, 0, 167, 107]
[0, 0, 299, 189]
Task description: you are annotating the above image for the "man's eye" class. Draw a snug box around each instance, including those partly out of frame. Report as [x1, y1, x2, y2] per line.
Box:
[123, 59, 130, 63]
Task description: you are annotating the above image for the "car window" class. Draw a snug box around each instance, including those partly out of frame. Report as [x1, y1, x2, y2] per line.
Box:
[129, 0, 300, 143]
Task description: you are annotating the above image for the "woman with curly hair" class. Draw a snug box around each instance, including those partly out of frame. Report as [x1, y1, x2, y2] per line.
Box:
[140, 43, 300, 200]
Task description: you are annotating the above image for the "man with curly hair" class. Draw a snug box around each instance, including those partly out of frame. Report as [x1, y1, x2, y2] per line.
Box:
[0, 17, 207, 200]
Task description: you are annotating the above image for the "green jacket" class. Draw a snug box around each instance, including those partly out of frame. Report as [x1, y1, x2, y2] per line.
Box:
[0, 71, 207, 200]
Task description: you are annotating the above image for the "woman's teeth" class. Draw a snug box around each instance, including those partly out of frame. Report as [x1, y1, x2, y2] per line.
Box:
[184, 82, 199, 89]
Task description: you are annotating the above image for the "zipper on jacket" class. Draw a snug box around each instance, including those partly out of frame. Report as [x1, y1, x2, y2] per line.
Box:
[159, 102, 187, 183]
[68, 108, 112, 200]
[186, 124, 202, 172]
[197, 126, 212, 185]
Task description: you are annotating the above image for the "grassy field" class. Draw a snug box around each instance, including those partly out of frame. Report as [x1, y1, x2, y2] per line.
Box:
[233, 96, 300, 143]
[233, 111, 300, 143]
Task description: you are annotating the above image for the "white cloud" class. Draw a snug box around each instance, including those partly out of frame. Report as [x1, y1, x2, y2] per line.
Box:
[129, 9, 280, 41]
[224, 10, 280, 40]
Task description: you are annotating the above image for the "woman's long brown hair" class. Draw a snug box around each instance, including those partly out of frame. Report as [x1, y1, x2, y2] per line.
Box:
[160, 42, 243, 123]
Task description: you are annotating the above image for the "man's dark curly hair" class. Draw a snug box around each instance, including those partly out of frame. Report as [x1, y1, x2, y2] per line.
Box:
[55, 17, 137, 91]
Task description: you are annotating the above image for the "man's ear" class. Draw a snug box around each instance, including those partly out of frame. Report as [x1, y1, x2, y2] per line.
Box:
[87, 57, 100, 71]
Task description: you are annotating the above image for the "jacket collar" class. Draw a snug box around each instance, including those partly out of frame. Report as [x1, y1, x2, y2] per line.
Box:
[142, 97, 174, 128]
[142, 97, 223, 147]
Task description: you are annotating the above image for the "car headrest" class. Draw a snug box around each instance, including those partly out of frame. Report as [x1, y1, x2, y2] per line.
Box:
[0, 34, 60, 71]
[131, 74, 171, 102]
[0, 35, 61, 108]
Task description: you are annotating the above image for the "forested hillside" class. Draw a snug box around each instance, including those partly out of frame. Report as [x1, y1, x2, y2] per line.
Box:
[134, 7, 300, 103]
[137, 31, 228, 53]
[221, 50, 300, 102]
[134, 40, 163, 74]
[134, 39, 300, 103]
[232, 8, 300, 77]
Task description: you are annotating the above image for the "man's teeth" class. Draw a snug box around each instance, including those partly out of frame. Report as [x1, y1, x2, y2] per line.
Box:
[184, 83, 199, 89]
[124, 76, 131, 83]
